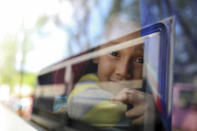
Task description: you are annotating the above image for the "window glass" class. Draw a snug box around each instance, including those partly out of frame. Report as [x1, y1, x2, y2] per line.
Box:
[65, 31, 164, 131]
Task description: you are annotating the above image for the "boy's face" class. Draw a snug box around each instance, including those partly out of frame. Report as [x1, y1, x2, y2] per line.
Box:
[94, 44, 143, 82]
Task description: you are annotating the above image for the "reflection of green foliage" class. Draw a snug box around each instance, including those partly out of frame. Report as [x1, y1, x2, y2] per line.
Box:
[0, 34, 36, 92]
[0, 35, 18, 87]
[35, 15, 49, 28]
[23, 73, 36, 87]
[2, 72, 36, 93]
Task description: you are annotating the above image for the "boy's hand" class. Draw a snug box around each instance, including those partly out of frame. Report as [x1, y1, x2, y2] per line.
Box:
[113, 88, 155, 125]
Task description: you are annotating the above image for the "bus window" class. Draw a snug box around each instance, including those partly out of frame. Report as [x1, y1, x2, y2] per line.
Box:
[31, 17, 173, 131]
[67, 39, 146, 130]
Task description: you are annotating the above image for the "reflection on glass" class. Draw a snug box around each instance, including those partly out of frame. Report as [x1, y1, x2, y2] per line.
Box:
[66, 32, 161, 131]
[32, 19, 171, 131]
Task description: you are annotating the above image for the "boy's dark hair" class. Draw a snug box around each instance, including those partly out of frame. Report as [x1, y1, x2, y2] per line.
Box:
[83, 59, 98, 74]
[72, 48, 98, 85]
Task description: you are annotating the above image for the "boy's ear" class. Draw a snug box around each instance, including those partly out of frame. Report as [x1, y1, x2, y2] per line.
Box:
[93, 57, 98, 64]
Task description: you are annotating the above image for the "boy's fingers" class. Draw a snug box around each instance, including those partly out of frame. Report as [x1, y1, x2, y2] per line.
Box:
[125, 105, 145, 118]
[117, 88, 145, 105]
[113, 91, 128, 101]
[113, 88, 148, 110]
[112, 88, 131, 101]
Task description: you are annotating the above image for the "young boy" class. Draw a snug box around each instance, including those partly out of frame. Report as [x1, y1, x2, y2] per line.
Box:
[67, 36, 156, 129]
[67, 16, 157, 130]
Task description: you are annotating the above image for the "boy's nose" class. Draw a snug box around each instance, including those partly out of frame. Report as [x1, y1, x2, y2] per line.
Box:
[115, 61, 131, 80]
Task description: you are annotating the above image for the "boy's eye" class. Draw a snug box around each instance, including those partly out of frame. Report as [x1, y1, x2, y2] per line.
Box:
[110, 51, 120, 57]
[135, 57, 144, 64]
